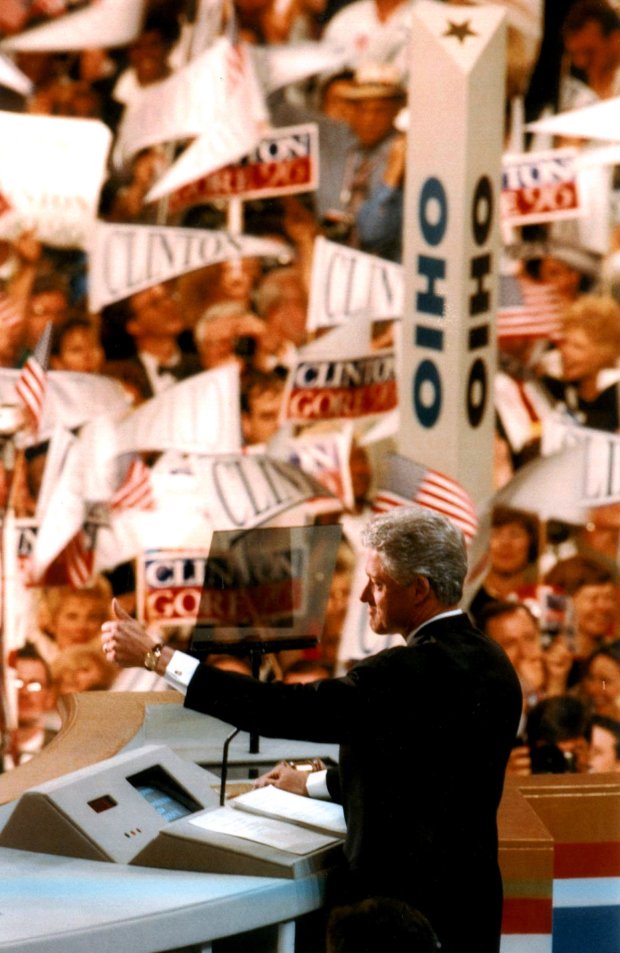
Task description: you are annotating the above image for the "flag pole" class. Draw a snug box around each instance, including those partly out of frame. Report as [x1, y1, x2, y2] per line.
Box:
[537, 516, 548, 584]
[227, 196, 244, 236]
[0, 404, 26, 774]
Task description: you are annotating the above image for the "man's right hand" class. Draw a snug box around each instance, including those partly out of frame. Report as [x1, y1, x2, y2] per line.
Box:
[253, 762, 312, 796]
[101, 598, 173, 674]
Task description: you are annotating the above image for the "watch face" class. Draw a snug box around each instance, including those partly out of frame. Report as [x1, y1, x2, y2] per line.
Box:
[144, 647, 160, 671]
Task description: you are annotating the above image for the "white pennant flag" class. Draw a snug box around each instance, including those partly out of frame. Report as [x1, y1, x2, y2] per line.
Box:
[256, 41, 350, 94]
[188, 0, 225, 60]
[114, 36, 268, 169]
[0, 368, 129, 445]
[114, 364, 243, 455]
[527, 96, 620, 143]
[145, 38, 268, 202]
[308, 237, 404, 331]
[0, 52, 32, 96]
[1, 0, 144, 51]
[34, 424, 78, 521]
[95, 450, 338, 571]
[145, 117, 261, 204]
[88, 221, 291, 310]
[32, 411, 126, 578]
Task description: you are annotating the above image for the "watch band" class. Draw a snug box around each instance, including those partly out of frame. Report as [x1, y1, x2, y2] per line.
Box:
[144, 643, 163, 672]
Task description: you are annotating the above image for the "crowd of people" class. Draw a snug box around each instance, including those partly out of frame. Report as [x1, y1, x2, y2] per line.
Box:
[0, 0, 620, 787]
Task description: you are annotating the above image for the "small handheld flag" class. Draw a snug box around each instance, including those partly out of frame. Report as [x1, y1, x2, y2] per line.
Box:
[15, 321, 52, 432]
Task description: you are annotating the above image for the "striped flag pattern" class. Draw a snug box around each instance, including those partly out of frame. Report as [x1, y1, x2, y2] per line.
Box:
[111, 458, 156, 512]
[63, 525, 96, 588]
[15, 321, 52, 431]
[373, 454, 479, 543]
[59, 502, 109, 589]
[497, 274, 563, 340]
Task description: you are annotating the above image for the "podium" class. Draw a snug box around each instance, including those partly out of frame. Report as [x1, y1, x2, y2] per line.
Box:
[0, 744, 219, 864]
[0, 692, 618, 953]
[0, 741, 344, 879]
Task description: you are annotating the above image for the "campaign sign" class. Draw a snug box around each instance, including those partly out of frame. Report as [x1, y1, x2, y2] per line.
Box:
[582, 431, 620, 506]
[307, 237, 404, 330]
[501, 148, 581, 226]
[0, 112, 111, 248]
[167, 123, 318, 211]
[282, 348, 397, 422]
[89, 222, 288, 311]
[140, 544, 303, 629]
[542, 413, 620, 507]
[141, 549, 209, 627]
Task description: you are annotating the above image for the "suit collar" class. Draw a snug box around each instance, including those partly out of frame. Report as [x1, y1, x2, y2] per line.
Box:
[406, 609, 467, 646]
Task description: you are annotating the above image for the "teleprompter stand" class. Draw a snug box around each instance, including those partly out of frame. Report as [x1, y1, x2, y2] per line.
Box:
[197, 634, 317, 756]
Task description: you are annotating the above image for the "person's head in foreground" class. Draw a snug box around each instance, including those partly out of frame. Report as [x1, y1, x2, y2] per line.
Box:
[326, 896, 440, 953]
[588, 714, 620, 772]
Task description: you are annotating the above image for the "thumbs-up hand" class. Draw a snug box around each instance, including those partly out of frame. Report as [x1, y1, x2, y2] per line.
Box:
[101, 598, 160, 669]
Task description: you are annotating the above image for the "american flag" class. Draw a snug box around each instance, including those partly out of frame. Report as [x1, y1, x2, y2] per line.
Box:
[372, 454, 479, 543]
[111, 457, 156, 512]
[497, 274, 563, 340]
[63, 525, 96, 588]
[15, 321, 52, 432]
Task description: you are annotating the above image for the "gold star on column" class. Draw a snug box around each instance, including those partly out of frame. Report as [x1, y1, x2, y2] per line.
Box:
[443, 19, 478, 43]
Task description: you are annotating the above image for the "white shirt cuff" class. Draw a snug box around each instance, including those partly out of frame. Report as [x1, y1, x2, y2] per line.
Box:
[164, 650, 200, 694]
[306, 768, 331, 800]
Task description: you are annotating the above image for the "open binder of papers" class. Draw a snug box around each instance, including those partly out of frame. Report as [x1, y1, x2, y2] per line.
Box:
[188, 786, 346, 855]
[232, 785, 346, 836]
[190, 806, 338, 855]
[133, 783, 345, 877]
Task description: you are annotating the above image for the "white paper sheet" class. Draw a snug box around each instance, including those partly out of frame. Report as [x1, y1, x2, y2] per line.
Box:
[232, 785, 347, 836]
[189, 806, 340, 855]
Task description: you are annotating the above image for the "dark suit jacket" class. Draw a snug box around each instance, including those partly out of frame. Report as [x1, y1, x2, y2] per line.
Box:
[184, 612, 522, 953]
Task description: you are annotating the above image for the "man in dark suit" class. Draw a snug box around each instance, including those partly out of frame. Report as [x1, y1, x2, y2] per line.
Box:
[101, 507, 522, 953]
[104, 282, 201, 402]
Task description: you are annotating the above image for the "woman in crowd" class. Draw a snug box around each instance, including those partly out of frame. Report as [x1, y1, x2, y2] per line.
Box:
[468, 506, 539, 626]
[578, 640, 620, 720]
[34, 580, 112, 662]
[545, 555, 618, 684]
[540, 295, 620, 432]
[51, 642, 118, 696]
[51, 317, 105, 374]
